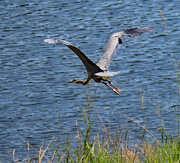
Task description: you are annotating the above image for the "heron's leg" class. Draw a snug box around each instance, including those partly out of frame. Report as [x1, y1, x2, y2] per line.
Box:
[101, 81, 113, 91]
[107, 81, 120, 89]
[101, 81, 122, 95]
[107, 80, 122, 95]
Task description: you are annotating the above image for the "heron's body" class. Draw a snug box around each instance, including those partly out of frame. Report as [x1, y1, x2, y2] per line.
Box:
[44, 27, 154, 95]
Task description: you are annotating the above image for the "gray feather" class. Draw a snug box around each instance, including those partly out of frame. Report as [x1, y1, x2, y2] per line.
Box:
[95, 71, 120, 77]
[97, 27, 154, 70]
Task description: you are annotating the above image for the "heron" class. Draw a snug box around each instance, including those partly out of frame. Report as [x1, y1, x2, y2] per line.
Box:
[44, 27, 154, 95]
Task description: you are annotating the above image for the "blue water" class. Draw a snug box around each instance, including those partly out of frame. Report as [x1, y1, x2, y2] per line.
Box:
[0, 0, 180, 161]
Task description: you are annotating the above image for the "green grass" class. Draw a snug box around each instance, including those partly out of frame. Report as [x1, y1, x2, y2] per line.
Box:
[9, 83, 180, 163]
[5, 10, 180, 163]
[9, 96, 180, 163]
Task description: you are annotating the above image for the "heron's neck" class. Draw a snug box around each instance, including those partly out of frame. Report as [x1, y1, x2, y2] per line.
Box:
[76, 80, 85, 84]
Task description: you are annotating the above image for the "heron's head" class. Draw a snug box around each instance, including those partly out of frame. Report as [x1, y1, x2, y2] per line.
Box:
[68, 79, 85, 84]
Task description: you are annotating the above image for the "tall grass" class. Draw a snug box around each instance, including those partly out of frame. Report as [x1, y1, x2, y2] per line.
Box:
[160, 10, 180, 137]
[9, 87, 180, 162]
[6, 11, 180, 163]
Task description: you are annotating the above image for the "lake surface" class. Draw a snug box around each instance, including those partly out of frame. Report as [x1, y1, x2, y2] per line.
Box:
[0, 0, 180, 161]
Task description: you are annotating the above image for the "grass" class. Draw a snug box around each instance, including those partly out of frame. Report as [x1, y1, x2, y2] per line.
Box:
[4, 11, 180, 163]
[8, 94, 180, 163]
[8, 83, 180, 163]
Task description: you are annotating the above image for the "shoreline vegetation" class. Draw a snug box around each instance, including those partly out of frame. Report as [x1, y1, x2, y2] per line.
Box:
[3, 11, 180, 163]
[8, 88, 180, 163]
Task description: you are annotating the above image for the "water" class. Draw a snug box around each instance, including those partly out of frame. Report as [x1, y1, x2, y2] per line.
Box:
[0, 0, 180, 161]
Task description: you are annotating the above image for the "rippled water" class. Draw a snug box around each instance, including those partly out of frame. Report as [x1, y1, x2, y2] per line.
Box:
[0, 0, 180, 160]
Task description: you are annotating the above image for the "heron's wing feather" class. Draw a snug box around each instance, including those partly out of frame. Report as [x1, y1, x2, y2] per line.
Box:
[44, 39, 100, 73]
[97, 27, 154, 70]
[122, 27, 154, 37]
[97, 36, 123, 70]
[95, 71, 120, 77]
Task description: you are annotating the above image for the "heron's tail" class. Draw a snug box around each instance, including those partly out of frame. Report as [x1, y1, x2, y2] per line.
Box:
[95, 71, 120, 77]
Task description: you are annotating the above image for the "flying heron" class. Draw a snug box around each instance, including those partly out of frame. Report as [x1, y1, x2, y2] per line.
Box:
[44, 27, 154, 95]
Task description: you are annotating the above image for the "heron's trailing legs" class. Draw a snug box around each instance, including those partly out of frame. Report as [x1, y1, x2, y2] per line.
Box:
[101, 80, 122, 95]
[69, 79, 121, 95]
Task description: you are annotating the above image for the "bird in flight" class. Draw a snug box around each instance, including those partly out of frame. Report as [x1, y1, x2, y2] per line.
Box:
[44, 27, 154, 95]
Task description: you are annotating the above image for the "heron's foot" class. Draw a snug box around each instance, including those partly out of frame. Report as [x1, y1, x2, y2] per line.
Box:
[113, 88, 122, 95]
[101, 81, 122, 95]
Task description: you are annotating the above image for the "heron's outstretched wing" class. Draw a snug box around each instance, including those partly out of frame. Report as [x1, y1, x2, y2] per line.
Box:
[44, 38, 100, 73]
[97, 27, 154, 70]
